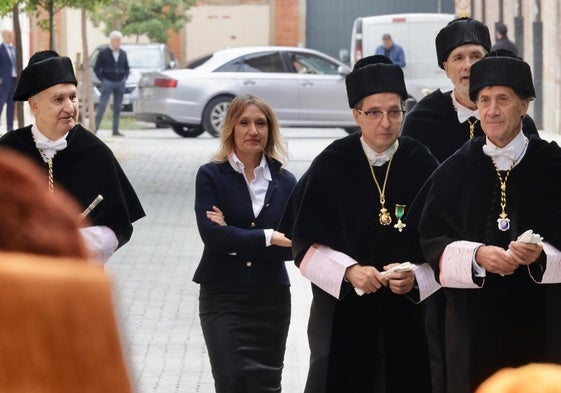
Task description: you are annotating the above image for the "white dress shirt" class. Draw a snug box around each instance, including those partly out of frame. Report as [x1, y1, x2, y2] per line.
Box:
[451, 90, 480, 123]
[228, 152, 274, 246]
[360, 137, 399, 166]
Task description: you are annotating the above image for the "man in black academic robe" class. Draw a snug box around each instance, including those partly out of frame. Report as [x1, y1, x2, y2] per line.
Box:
[0, 124, 144, 247]
[400, 19, 538, 393]
[417, 52, 561, 393]
[279, 56, 440, 393]
[401, 88, 538, 163]
[0, 50, 144, 262]
[401, 18, 538, 164]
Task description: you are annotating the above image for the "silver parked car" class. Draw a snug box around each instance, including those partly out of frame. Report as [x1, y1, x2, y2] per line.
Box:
[89, 43, 178, 114]
[133, 46, 361, 138]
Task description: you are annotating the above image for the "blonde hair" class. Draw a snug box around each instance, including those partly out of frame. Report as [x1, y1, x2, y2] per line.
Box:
[211, 94, 288, 165]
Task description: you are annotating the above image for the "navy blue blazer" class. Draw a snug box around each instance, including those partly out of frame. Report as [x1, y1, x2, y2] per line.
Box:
[193, 157, 296, 286]
[0, 43, 14, 86]
[94, 47, 129, 82]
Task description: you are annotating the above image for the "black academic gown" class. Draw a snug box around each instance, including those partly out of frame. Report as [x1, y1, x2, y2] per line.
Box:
[279, 133, 439, 393]
[418, 135, 561, 393]
[0, 125, 145, 247]
[401, 89, 538, 163]
[401, 88, 540, 393]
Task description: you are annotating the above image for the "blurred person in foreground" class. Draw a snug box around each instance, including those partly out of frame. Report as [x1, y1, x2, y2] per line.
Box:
[0, 50, 145, 263]
[475, 363, 561, 393]
[401, 17, 537, 163]
[0, 148, 88, 259]
[192, 94, 296, 393]
[94, 30, 129, 136]
[0, 149, 135, 393]
[417, 51, 561, 393]
[278, 56, 440, 393]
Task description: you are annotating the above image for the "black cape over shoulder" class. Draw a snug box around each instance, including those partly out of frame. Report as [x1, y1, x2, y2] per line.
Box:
[418, 134, 561, 393]
[0, 125, 145, 247]
[279, 133, 439, 393]
[401, 89, 538, 163]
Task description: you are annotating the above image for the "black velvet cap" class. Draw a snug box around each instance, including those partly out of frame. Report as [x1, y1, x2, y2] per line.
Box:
[469, 50, 535, 102]
[345, 55, 408, 108]
[13, 50, 78, 101]
[435, 17, 491, 69]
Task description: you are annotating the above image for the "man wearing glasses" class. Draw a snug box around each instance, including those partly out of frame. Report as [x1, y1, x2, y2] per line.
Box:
[278, 55, 440, 393]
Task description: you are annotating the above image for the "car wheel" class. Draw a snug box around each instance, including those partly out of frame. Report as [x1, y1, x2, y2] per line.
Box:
[202, 95, 233, 138]
[343, 126, 360, 134]
[171, 124, 206, 138]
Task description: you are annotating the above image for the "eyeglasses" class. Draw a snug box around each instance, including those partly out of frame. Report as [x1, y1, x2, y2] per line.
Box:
[355, 109, 406, 122]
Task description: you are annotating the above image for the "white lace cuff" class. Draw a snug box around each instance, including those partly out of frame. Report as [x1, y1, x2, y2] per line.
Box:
[440, 240, 484, 288]
[300, 243, 357, 299]
[414, 263, 441, 301]
[532, 242, 561, 283]
[79, 226, 119, 263]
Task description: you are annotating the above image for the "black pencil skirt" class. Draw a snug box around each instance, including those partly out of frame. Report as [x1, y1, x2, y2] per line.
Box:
[199, 284, 291, 393]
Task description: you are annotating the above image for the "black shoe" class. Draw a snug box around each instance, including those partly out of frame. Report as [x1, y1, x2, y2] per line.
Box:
[112, 132, 125, 137]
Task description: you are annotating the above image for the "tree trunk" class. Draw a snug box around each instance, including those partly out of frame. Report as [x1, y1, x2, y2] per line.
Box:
[12, 4, 24, 128]
[49, 0, 55, 50]
[80, 9, 95, 132]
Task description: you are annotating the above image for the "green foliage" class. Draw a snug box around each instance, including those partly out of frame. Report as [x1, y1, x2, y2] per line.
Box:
[91, 0, 195, 43]
[0, 1, 19, 16]
[25, 0, 110, 32]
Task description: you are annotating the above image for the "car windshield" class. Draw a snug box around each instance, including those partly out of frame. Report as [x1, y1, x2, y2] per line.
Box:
[125, 47, 163, 69]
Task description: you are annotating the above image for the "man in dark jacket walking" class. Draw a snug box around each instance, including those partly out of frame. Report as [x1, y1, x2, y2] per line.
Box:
[94, 30, 129, 136]
[491, 22, 518, 56]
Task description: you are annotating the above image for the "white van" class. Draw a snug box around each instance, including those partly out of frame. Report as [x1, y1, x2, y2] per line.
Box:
[350, 13, 455, 103]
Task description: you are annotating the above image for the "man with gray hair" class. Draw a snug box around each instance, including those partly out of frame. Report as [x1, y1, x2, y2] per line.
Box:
[94, 30, 129, 136]
[0, 50, 144, 262]
[417, 50, 561, 393]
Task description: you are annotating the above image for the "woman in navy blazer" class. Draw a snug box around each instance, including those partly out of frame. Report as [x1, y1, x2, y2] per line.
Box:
[193, 95, 296, 393]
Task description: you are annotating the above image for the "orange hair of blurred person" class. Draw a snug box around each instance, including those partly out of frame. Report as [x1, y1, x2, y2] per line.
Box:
[0, 149, 89, 259]
[475, 363, 561, 393]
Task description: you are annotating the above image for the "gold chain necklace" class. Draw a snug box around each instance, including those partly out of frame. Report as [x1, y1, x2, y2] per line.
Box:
[47, 158, 54, 193]
[367, 157, 393, 225]
[491, 160, 515, 231]
[467, 117, 479, 139]
[31, 134, 56, 193]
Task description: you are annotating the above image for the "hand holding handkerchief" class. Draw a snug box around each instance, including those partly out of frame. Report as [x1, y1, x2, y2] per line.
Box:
[354, 262, 415, 296]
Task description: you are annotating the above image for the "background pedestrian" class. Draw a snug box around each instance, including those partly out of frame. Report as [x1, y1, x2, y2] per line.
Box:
[94, 30, 129, 136]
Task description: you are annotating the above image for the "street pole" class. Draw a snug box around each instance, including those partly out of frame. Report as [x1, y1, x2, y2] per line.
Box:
[533, 0, 543, 129]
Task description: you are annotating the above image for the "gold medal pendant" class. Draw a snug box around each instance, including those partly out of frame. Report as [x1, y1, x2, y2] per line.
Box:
[365, 149, 395, 228]
[379, 207, 392, 225]
[393, 204, 406, 232]
[491, 160, 514, 232]
[497, 213, 510, 231]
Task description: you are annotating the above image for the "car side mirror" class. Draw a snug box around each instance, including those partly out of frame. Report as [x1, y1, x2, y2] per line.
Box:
[169, 60, 177, 69]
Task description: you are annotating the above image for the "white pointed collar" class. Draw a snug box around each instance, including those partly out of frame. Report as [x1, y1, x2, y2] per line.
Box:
[451, 90, 480, 123]
[360, 137, 399, 167]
